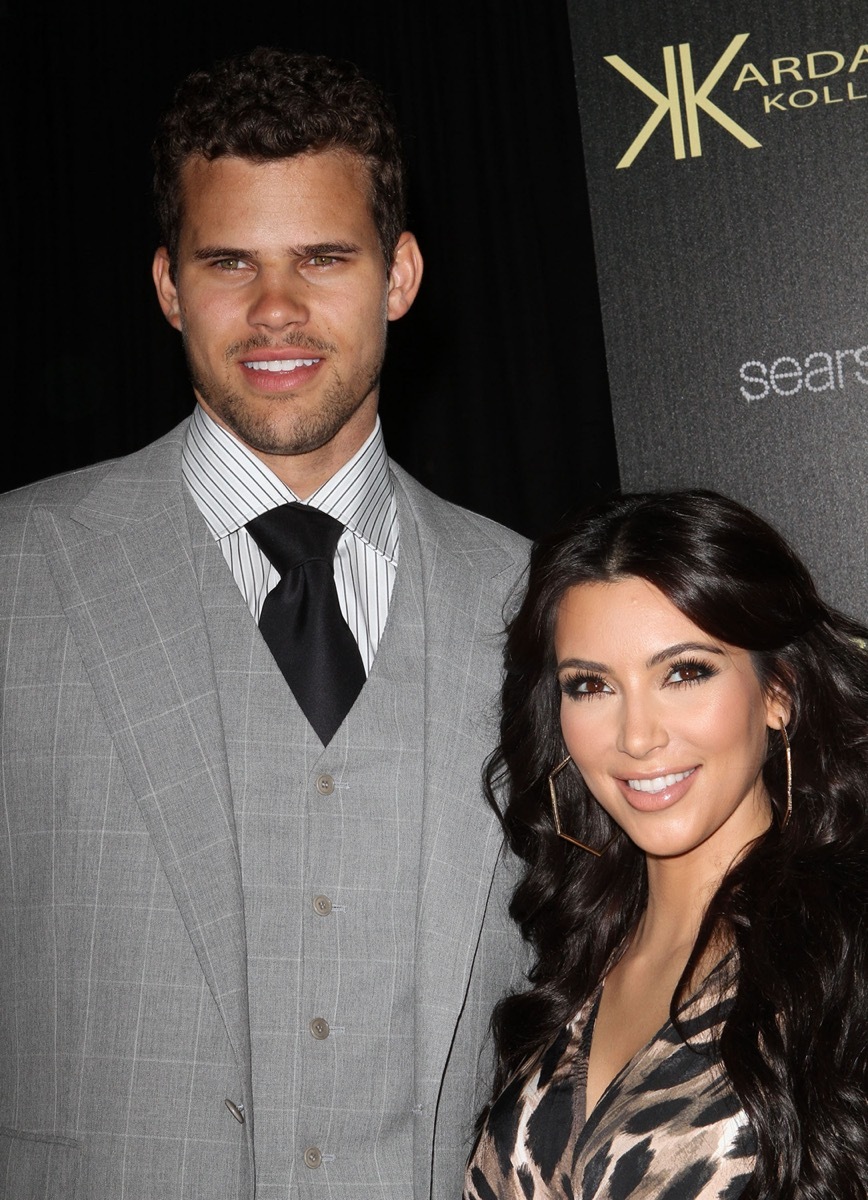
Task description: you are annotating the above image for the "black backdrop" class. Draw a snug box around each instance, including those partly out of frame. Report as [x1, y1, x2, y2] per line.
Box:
[5, 0, 618, 539]
[567, 0, 868, 615]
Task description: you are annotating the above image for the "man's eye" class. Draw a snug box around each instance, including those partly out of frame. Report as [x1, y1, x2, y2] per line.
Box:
[215, 259, 244, 271]
[310, 255, 338, 266]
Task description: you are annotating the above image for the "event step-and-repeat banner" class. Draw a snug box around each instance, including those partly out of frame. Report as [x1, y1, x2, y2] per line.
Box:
[567, 1, 868, 617]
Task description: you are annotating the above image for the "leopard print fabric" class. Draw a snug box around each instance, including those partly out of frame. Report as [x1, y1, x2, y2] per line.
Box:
[464, 971, 755, 1199]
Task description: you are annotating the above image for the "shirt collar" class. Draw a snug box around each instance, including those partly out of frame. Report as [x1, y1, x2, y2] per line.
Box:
[182, 404, 397, 562]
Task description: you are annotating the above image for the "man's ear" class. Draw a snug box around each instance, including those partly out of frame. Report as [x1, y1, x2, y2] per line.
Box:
[386, 232, 423, 321]
[152, 247, 183, 330]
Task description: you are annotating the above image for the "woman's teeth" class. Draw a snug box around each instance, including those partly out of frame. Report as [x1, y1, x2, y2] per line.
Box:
[627, 769, 694, 794]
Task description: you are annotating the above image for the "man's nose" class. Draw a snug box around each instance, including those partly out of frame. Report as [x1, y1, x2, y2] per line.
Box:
[248, 270, 310, 331]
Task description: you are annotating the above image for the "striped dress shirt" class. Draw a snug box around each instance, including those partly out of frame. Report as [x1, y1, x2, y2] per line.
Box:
[181, 404, 398, 674]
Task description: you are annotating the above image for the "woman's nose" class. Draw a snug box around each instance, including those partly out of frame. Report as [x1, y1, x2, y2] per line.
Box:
[616, 696, 669, 759]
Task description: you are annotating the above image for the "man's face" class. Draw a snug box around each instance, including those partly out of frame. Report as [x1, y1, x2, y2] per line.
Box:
[153, 150, 421, 492]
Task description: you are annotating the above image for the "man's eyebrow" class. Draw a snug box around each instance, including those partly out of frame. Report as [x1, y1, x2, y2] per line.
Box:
[191, 241, 364, 261]
[192, 246, 255, 262]
[290, 241, 363, 257]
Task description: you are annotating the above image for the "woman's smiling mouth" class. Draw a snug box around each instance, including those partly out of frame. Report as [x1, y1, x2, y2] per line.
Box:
[626, 768, 696, 795]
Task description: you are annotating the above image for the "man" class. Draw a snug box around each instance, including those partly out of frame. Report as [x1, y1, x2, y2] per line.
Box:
[0, 46, 529, 1199]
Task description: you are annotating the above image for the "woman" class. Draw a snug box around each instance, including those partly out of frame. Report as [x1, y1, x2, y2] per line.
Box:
[464, 490, 867, 1200]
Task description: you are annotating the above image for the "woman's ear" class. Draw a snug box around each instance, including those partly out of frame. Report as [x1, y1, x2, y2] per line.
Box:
[764, 681, 793, 731]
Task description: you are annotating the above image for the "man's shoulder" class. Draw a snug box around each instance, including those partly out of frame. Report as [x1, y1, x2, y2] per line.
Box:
[390, 461, 530, 564]
[0, 422, 189, 526]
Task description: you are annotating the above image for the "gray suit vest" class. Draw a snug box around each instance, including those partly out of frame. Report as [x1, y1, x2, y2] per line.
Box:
[198, 506, 427, 1199]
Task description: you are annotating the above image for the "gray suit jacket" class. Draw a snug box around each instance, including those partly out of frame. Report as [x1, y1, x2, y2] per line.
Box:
[0, 420, 530, 1198]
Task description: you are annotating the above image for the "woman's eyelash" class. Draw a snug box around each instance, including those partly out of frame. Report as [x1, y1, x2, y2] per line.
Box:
[666, 657, 719, 685]
[559, 672, 609, 699]
[558, 658, 720, 697]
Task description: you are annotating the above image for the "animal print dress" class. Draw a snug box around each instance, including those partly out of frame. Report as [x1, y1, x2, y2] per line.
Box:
[463, 967, 755, 1200]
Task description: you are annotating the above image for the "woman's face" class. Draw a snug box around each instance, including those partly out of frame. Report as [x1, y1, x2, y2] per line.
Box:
[553, 576, 787, 869]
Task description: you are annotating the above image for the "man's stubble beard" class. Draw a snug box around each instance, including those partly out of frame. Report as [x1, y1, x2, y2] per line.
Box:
[183, 337, 386, 458]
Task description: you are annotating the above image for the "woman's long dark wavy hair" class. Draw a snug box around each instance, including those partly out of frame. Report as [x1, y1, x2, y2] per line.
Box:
[484, 490, 868, 1199]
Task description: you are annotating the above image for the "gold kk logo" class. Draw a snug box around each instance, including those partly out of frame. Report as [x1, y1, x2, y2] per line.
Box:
[605, 33, 761, 167]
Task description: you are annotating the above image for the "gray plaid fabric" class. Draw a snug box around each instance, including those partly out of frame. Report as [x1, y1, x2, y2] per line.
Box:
[0, 421, 530, 1199]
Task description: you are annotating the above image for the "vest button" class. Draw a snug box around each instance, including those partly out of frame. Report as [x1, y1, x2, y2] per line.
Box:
[303, 1146, 323, 1169]
[224, 1098, 245, 1124]
[309, 1016, 330, 1040]
[313, 894, 333, 916]
[315, 774, 335, 795]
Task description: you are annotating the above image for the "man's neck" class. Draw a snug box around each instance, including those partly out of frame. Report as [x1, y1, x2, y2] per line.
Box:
[195, 398, 379, 498]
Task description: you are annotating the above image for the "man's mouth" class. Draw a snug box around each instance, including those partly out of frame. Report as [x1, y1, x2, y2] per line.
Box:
[244, 358, 321, 373]
[626, 768, 695, 795]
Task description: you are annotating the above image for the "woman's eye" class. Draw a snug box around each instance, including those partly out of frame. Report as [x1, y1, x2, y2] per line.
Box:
[668, 660, 713, 685]
[561, 673, 611, 698]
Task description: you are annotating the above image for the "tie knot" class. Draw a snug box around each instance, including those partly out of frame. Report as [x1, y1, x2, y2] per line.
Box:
[246, 502, 344, 576]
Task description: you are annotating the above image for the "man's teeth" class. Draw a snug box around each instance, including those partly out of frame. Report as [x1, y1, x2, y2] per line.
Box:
[627, 770, 693, 794]
[245, 358, 319, 372]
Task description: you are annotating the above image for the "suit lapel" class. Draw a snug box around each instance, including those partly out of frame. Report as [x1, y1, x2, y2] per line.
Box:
[392, 469, 515, 1093]
[34, 438, 518, 1165]
[34, 434, 251, 1087]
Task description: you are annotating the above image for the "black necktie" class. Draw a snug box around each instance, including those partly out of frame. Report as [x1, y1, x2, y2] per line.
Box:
[246, 502, 366, 744]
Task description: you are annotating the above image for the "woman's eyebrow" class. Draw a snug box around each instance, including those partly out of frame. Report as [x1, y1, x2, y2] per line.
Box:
[646, 641, 726, 668]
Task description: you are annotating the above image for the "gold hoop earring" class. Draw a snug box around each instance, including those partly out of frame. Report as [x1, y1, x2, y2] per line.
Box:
[779, 722, 792, 829]
[548, 756, 616, 857]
